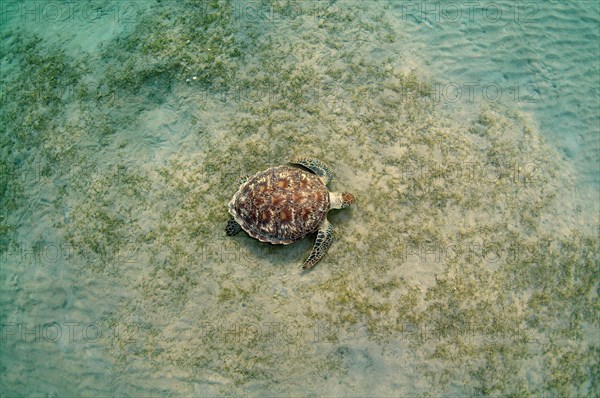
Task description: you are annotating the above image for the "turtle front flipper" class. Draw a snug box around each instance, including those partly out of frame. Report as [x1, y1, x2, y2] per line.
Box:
[226, 217, 241, 236]
[291, 157, 332, 185]
[302, 219, 333, 270]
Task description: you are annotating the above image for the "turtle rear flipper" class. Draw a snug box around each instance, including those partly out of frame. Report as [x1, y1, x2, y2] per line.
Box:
[226, 218, 241, 236]
[302, 219, 333, 270]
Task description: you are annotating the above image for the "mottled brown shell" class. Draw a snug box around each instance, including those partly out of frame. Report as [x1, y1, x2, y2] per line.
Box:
[228, 165, 330, 244]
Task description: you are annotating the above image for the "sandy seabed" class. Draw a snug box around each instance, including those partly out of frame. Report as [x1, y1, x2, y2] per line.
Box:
[1, 1, 598, 396]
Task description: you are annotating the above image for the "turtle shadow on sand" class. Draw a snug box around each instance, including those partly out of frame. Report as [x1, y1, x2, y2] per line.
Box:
[242, 236, 313, 269]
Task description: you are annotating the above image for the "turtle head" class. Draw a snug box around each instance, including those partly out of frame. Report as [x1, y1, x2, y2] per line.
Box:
[330, 192, 355, 209]
[341, 192, 355, 208]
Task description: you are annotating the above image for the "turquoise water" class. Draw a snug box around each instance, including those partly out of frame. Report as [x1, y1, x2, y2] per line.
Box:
[1, 1, 598, 396]
[388, 0, 600, 190]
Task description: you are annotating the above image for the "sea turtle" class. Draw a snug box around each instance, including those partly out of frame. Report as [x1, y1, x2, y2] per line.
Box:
[225, 157, 355, 270]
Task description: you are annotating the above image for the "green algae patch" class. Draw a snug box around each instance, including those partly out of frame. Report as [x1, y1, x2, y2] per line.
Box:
[101, 0, 238, 96]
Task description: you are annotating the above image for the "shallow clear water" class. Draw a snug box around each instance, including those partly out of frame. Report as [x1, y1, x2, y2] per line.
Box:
[1, 1, 598, 396]
[389, 0, 600, 190]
